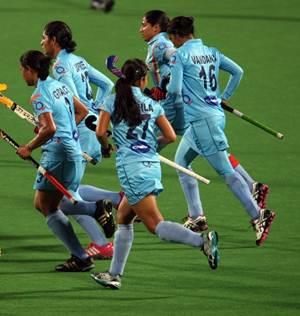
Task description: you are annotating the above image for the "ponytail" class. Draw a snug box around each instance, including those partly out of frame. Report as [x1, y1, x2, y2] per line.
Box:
[112, 59, 148, 126]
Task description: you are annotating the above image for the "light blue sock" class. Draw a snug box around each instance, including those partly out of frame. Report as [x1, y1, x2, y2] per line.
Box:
[46, 210, 88, 260]
[155, 221, 203, 247]
[178, 171, 204, 218]
[234, 164, 255, 191]
[224, 171, 260, 219]
[60, 196, 96, 216]
[72, 215, 107, 246]
[79, 185, 121, 206]
[109, 224, 134, 276]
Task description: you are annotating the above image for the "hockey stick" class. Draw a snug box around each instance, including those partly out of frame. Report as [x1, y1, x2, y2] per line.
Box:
[106, 55, 210, 184]
[0, 128, 77, 204]
[220, 101, 284, 140]
[0, 90, 97, 164]
[159, 155, 210, 184]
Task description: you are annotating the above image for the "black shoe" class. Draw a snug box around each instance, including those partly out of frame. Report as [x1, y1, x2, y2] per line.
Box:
[95, 199, 115, 238]
[55, 255, 94, 272]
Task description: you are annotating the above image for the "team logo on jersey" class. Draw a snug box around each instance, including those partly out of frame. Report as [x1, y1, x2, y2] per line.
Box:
[204, 96, 218, 106]
[158, 43, 167, 50]
[183, 95, 192, 105]
[130, 140, 151, 153]
[170, 55, 176, 64]
[55, 66, 66, 75]
[34, 101, 46, 111]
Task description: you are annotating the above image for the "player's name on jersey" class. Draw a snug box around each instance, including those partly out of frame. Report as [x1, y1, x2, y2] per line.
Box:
[141, 102, 154, 112]
[53, 85, 70, 99]
[191, 55, 216, 65]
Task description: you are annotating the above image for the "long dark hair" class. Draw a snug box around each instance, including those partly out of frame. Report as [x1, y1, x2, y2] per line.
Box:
[167, 16, 195, 37]
[144, 10, 169, 32]
[112, 59, 148, 127]
[44, 21, 76, 52]
[20, 50, 51, 80]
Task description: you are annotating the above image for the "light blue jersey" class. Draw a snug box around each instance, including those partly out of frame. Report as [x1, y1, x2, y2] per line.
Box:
[146, 32, 175, 87]
[146, 32, 185, 134]
[31, 76, 81, 161]
[101, 86, 164, 166]
[53, 49, 114, 113]
[168, 39, 243, 123]
[101, 86, 164, 204]
[52, 49, 113, 161]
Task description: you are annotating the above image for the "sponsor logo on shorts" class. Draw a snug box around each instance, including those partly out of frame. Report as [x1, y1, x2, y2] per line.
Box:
[130, 140, 150, 153]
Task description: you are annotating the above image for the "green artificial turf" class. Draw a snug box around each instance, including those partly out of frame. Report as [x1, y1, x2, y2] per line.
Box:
[0, 0, 299, 315]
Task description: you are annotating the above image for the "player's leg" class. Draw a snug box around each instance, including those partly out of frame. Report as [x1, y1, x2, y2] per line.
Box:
[228, 153, 269, 208]
[198, 116, 276, 244]
[78, 184, 123, 209]
[91, 197, 135, 289]
[174, 130, 208, 231]
[34, 190, 94, 272]
[34, 159, 95, 271]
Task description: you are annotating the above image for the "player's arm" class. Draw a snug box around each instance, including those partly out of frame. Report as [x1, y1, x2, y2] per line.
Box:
[156, 115, 176, 145]
[88, 64, 114, 106]
[17, 112, 56, 159]
[219, 54, 244, 101]
[73, 96, 89, 125]
[166, 52, 183, 99]
[96, 110, 113, 157]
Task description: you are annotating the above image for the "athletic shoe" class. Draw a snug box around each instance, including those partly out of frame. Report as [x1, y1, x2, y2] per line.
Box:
[91, 271, 121, 289]
[55, 255, 94, 272]
[202, 231, 220, 270]
[85, 242, 113, 260]
[252, 182, 269, 209]
[91, 0, 115, 12]
[183, 215, 208, 232]
[252, 209, 276, 246]
[95, 199, 115, 238]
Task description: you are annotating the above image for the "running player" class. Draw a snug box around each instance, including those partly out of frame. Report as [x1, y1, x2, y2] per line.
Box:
[41, 21, 122, 260]
[140, 10, 269, 231]
[90, 59, 220, 289]
[167, 16, 276, 245]
[17, 50, 112, 271]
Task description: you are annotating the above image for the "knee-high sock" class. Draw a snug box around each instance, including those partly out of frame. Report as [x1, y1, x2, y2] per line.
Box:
[234, 164, 255, 191]
[224, 171, 259, 219]
[155, 221, 203, 247]
[60, 196, 96, 216]
[46, 210, 88, 260]
[72, 215, 107, 246]
[79, 185, 121, 206]
[178, 171, 204, 218]
[109, 224, 134, 276]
